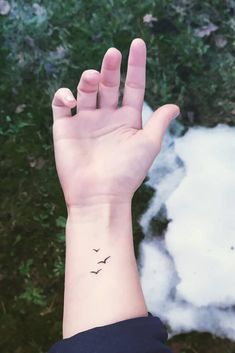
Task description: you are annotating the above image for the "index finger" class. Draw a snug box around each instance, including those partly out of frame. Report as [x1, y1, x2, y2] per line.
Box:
[122, 38, 146, 112]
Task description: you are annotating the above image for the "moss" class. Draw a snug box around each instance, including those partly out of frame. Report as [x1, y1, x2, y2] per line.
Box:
[149, 204, 171, 238]
[168, 331, 235, 353]
[132, 177, 155, 258]
[1, 0, 235, 351]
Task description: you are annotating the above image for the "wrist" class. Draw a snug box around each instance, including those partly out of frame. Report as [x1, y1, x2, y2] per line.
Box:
[66, 193, 133, 210]
[66, 198, 133, 234]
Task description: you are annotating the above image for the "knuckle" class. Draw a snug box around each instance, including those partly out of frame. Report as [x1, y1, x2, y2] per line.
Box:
[100, 80, 117, 88]
[125, 81, 145, 89]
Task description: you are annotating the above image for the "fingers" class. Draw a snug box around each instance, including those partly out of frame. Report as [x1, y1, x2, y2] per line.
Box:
[51, 88, 77, 122]
[143, 104, 180, 153]
[122, 38, 146, 112]
[98, 48, 122, 109]
[76, 69, 100, 112]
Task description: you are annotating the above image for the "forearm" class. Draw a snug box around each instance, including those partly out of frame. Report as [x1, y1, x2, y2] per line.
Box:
[63, 199, 148, 338]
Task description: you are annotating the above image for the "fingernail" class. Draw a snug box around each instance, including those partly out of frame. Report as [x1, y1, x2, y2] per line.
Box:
[173, 110, 180, 119]
[86, 71, 100, 82]
[66, 96, 76, 102]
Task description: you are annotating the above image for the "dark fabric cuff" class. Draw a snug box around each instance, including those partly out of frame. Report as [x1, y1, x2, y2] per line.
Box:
[48, 312, 172, 353]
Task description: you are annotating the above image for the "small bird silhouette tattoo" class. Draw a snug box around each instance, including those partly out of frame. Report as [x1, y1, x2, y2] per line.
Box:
[92, 248, 100, 252]
[97, 256, 111, 264]
[90, 269, 102, 274]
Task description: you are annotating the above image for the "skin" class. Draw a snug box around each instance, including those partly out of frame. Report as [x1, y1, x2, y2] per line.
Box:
[52, 38, 180, 207]
[51, 38, 180, 339]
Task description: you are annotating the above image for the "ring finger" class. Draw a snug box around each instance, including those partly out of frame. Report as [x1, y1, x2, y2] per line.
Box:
[76, 69, 100, 113]
[98, 47, 122, 109]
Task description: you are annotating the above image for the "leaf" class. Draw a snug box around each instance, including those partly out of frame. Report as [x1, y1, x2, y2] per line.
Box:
[15, 104, 27, 114]
[35, 157, 46, 170]
[28, 157, 46, 169]
[194, 22, 218, 38]
[5, 115, 11, 122]
[32, 3, 45, 17]
[56, 216, 66, 228]
[55, 45, 67, 59]
[214, 34, 227, 48]
[143, 13, 158, 27]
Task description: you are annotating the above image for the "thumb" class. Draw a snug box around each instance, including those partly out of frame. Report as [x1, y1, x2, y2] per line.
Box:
[143, 103, 180, 152]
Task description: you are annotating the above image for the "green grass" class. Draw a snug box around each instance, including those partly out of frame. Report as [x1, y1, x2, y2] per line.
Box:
[1, 0, 235, 351]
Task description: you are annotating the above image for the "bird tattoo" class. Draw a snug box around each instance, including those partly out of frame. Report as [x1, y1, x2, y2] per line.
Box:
[92, 248, 100, 252]
[97, 256, 111, 264]
[90, 269, 102, 274]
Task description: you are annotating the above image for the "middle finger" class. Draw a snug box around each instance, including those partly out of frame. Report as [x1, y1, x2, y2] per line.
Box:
[98, 47, 122, 109]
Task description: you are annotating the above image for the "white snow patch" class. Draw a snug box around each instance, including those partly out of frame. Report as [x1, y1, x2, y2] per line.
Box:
[139, 103, 235, 340]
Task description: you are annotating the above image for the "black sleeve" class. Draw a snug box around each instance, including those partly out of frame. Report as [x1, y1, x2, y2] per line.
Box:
[48, 312, 172, 353]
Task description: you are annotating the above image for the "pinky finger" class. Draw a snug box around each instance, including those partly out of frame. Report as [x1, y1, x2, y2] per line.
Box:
[51, 88, 77, 122]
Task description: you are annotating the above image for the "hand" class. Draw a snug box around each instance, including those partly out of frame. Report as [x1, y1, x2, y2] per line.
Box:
[51, 38, 180, 207]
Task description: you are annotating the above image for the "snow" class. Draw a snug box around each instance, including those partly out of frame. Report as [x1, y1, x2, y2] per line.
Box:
[139, 103, 235, 340]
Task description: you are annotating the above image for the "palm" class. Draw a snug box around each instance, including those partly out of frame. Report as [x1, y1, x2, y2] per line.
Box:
[52, 39, 179, 207]
[53, 106, 154, 205]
